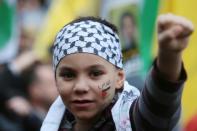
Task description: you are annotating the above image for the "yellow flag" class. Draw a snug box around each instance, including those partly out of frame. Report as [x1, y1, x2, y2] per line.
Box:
[159, 0, 197, 124]
[33, 0, 99, 61]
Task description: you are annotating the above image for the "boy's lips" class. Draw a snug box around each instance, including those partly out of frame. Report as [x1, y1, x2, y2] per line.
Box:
[71, 100, 95, 109]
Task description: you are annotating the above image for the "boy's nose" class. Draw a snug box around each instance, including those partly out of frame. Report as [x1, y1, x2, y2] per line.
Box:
[73, 77, 89, 94]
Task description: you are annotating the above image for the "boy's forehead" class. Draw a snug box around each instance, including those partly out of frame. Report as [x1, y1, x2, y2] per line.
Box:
[57, 53, 121, 70]
[58, 53, 114, 68]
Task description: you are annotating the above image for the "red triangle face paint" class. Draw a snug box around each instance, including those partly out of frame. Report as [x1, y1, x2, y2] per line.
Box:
[102, 91, 107, 97]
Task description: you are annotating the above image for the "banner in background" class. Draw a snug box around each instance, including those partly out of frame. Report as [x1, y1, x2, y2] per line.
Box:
[139, 0, 160, 75]
[0, 0, 18, 63]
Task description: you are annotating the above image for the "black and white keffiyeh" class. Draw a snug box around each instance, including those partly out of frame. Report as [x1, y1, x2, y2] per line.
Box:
[53, 20, 123, 70]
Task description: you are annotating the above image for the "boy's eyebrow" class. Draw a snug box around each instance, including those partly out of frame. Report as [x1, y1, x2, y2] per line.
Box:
[88, 64, 106, 69]
[58, 66, 75, 72]
[58, 64, 106, 71]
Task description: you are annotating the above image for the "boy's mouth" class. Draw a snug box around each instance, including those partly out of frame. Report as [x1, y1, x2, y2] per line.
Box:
[72, 100, 94, 103]
[71, 100, 95, 109]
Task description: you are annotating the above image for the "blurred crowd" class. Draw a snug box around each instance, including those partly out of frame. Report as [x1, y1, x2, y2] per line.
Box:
[0, 0, 58, 131]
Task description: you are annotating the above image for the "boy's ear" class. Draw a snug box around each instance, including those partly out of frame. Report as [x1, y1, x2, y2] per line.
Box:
[115, 69, 125, 89]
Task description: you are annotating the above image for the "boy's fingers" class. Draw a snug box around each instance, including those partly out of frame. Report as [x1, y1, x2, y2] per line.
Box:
[158, 13, 194, 35]
[158, 25, 183, 43]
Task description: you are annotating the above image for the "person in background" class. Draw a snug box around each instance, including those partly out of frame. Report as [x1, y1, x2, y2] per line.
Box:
[0, 51, 57, 131]
[0, 51, 41, 131]
[28, 63, 58, 120]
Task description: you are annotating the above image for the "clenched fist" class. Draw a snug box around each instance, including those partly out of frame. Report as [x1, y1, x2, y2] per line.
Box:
[157, 14, 194, 81]
[158, 13, 194, 53]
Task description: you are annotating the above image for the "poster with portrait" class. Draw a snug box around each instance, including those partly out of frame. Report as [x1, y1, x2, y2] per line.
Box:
[100, 0, 144, 90]
[101, 0, 141, 60]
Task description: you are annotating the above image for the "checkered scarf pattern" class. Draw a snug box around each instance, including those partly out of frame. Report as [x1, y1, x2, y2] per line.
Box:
[53, 20, 123, 70]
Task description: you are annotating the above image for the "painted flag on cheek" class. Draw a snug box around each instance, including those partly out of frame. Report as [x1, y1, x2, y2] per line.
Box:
[99, 80, 111, 98]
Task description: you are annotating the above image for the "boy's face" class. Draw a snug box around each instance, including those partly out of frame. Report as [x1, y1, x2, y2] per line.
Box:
[56, 53, 125, 121]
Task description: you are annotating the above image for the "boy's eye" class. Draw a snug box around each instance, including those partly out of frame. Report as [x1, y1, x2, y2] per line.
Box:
[89, 70, 103, 78]
[59, 72, 76, 80]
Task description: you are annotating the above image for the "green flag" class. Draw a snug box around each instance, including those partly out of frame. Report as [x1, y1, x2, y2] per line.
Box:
[139, 0, 160, 75]
[0, 0, 18, 63]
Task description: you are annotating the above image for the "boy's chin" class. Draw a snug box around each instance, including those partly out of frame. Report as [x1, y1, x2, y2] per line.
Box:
[74, 111, 100, 122]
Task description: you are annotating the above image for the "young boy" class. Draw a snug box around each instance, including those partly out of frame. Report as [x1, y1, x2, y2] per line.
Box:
[41, 14, 194, 131]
